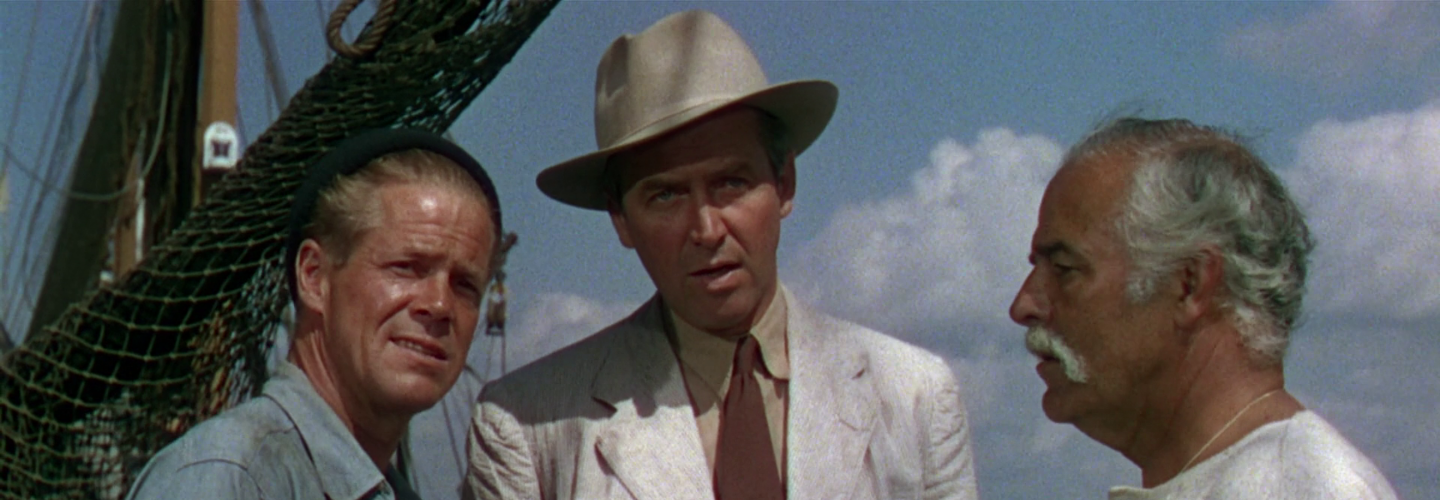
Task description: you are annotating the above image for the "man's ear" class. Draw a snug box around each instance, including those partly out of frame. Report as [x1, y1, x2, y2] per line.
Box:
[1176, 245, 1225, 329]
[778, 151, 797, 219]
[295, 239, 331, 315]
[607, 202, 636, 249]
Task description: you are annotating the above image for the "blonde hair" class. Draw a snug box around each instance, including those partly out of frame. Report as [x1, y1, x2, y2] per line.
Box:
[303, 149, 493, 266]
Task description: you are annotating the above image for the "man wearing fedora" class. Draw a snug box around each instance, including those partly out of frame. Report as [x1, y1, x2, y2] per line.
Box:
[465, 10, 977, 500]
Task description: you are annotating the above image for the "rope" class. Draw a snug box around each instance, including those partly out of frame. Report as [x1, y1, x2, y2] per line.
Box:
[0, 30, 175, 204]
[0, 1, 43, 184]
[326, 0, 399, 59]
[247, 0, 291, 113]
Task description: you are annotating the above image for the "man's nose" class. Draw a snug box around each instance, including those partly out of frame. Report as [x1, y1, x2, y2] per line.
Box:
[688, 202, 726, 248]
[1009, 270, 1048, 327]
[413, 275, 454, 327]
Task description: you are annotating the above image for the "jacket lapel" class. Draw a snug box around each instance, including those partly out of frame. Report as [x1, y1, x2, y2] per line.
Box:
[783, 288, 877, 499]
[591, 296, 714, 499]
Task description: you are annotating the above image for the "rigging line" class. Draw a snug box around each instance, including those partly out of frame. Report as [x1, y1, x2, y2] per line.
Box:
[0, 25, 176, 205]
[438, 391, 464, 488]
[314, 0, 329, 46]
[441, 358, 483, 479]
[12, 12, 175, 336]
[11, 0, 107, 272]
[0, 0, 98, 330]
[234, 105, 250, 152]
[315, 0, 336, 65]
[0, 318, 12, 356]
[482, 331, 496, 382]
[265, 87, 278, 128]
[0, 1, 43, 183]
[31, 0, 100, 199]
[0, 317, 11, 354]
[247, 0, 291, 116]
[458, 361, 490, 475]
[0, 140, 147, 203]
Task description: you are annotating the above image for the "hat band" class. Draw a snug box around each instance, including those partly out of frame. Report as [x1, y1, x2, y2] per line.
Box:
[606, 98, 737, 151]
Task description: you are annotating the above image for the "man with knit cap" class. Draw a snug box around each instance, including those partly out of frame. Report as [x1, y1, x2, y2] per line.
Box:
[130, 129, 507, 500]
[466, 10, 977, 500]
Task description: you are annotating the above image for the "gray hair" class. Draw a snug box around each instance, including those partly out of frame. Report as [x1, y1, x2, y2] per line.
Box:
[1066, 118, 1315, 365]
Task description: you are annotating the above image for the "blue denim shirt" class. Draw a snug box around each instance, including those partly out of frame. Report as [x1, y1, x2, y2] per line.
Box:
[126, 361, 420, 500]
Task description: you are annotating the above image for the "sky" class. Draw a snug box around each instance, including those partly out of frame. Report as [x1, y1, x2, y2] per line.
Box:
[3, 1, 1439, 499]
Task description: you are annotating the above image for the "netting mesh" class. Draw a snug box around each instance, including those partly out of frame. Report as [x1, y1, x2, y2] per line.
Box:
[0, 0, 557, 497]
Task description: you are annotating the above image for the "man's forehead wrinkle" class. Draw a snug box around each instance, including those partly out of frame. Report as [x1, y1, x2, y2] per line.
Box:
[1050, 155, 1135, 228]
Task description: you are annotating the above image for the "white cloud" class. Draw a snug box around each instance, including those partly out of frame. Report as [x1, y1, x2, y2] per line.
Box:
[789, 129, 1140, 496]
[485, 291, 641, 370]
[1223, 1, 1440, 92]
[1287, 320, 1440, 500]
[1285, 100, 1440, 320]
[786, 116, 1440, 498]
[407, 110, 1440, 499]
[408, 292, 642, 499]
[787, 128, 1062, 340]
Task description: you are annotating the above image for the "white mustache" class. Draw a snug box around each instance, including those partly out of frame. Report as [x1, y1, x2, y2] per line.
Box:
[1025, 326, 1089, 384]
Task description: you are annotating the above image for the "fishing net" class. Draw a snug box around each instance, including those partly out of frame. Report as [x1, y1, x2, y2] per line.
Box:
[0, 0, 557, 497]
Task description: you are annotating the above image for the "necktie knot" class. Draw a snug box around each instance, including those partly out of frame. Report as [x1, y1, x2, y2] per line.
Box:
[733, 335, 762, 375]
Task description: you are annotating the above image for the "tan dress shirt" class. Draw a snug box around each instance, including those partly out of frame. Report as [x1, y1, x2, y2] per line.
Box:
[668, 292, 789, 481]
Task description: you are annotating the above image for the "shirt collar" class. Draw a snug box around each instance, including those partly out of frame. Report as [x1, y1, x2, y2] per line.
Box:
[669, 286, 790, 380]
[264, 361, 389, 500]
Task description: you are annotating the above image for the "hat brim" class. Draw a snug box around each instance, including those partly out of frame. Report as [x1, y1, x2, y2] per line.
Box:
[536, 79, 838, 210]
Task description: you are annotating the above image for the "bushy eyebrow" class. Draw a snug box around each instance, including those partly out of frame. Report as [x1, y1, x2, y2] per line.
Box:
[631, 176, 679, 193]
[1029, 241, 1076, 264]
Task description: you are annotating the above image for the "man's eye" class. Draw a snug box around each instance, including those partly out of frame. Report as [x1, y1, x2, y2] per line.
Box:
[456, 280, 482, 300]
[650, 188, 677, 203]
[721, 177, 749, 190]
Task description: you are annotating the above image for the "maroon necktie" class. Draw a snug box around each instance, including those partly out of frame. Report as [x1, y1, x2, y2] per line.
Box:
[714, 335, 784, 499]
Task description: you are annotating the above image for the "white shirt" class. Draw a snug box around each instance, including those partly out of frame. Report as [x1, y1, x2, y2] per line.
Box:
[1109, 411, 1397, 500]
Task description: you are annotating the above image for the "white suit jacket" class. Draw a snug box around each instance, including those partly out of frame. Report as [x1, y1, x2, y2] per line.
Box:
[466, 288, 978, 499]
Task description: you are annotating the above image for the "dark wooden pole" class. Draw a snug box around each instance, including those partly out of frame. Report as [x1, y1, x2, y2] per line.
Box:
[27, 0, 202, 339]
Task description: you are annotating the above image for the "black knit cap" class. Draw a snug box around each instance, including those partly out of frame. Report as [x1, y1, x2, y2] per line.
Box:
[284, 128, 502, 302]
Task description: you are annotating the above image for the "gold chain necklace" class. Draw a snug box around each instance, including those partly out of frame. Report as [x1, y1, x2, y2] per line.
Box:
[1179, 389, 1280, 473]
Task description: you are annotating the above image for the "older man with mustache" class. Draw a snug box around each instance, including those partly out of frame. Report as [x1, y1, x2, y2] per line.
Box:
[1009, 117, 1396, 499]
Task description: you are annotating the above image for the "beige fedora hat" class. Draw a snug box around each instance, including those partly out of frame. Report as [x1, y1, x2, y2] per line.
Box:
[536, 10, 839, 210]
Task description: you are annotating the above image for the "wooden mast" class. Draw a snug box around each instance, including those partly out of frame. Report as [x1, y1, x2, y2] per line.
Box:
[113, 0, 237, 277]
[27, 0, 203, 339]
[198, 0, 240, 199]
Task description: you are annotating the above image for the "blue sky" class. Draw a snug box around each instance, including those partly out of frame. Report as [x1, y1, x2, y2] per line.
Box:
[3, 1, 1438, 499]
